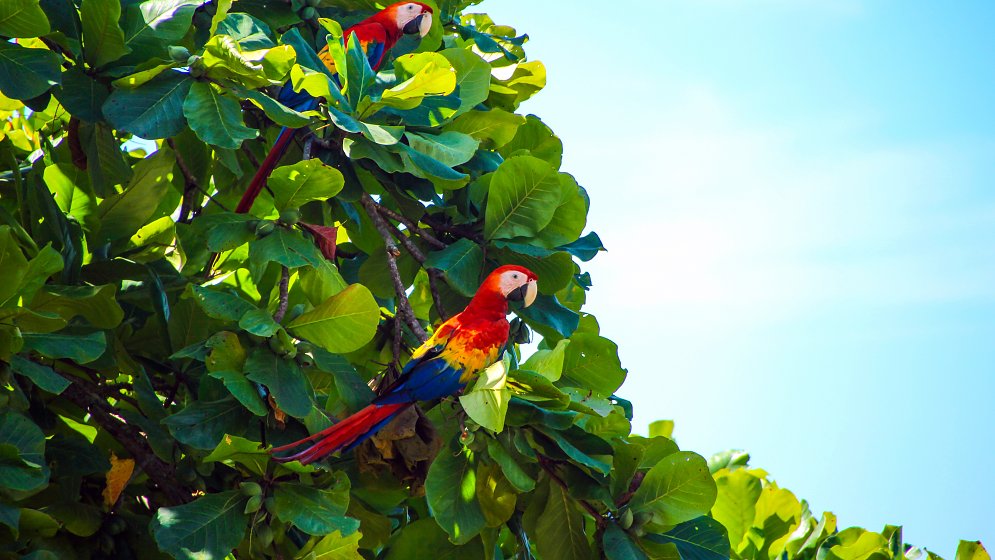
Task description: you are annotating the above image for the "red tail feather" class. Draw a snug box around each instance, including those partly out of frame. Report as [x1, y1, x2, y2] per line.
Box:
[270, 403, 408, 464]
[235, 127, 298, 214]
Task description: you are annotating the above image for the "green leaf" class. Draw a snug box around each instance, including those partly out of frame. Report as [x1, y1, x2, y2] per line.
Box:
[711, 469, 761, 550]
[0, 502, 19, 536]
[649, 420, 675, 439]
[441, 48, 492, 117]
[120, 0, 200, 59]
[10, 354, 69, 394]
[209, 370, 268, 416]
[0, 411, 49, 493]
[233, 85, 310, 128]
[424, 238, 483, 297]
[444, 108, 525, 150]
[646, 517, 730, 560]
[269, 159, 345, 212]
[459, 356, 511, 432]
[475, 461, 517, 527]
[344, 31, 376, 107]
[53, 67, 110, 122]
[80, 0, 128, 67]
[500, 114, 562, 168]
[957, 542, 990, 560]
[384, 518, 484, 560]
[630, 452, 718, 526]
[182, 81, 258, 149]
[163, 397, 250, 449]
[405, 131, 479, 168]
[151, 490, 248, 560]
[484, 437, 535, 492]
[272, 478, 359, 536]
[378, 52, 457, 111]
[96, 147, 175, 244]
[249, 227, 325, 270]
[189, 285, 255, 323]
[29, 285, 124, 329]
[103, 70, 192, 139]
[425, 443, 486, 544]
[44, 162, 99, 233]
[203, 434, 269, 476]
[534, 482, 597, 560]
[239, 308, 281, 337]
[244, 347, 312, 419]
[561, 333, 626, 397]
[521, 339, 568, 381]
[603, 523, 649, 560]
[533, 174, 587, 248]
[287, 284, 380, 354]
[0, 42, 61, 100]
[195, 212, 257, 252]
[21, 331, 106, 363]
[484, 155, 562, 241]
[301, 530, 363, 560]
[0, 0, 50, 37]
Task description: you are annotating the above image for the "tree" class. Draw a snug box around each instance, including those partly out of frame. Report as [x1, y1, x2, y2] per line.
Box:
[0, 1, 986, 559]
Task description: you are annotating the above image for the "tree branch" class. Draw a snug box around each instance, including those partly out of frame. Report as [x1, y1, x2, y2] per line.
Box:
[167, 138, 230, 216]
[374, 204, 446, 249]
[273, 265, 290, 323]
[56, 372, 191, 505]
[359, 193, 428, 343]
[385, 221, 449, 320]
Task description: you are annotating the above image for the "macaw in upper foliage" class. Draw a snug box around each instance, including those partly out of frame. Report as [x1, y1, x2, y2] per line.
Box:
[271, 265, 538, 465]
[234, 2, 434, 214]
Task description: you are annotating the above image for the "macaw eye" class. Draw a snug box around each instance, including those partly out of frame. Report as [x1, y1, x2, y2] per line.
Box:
[512, 273, 519, 279]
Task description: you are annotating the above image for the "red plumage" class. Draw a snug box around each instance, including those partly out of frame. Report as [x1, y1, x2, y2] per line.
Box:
[270, 265, 538, 465]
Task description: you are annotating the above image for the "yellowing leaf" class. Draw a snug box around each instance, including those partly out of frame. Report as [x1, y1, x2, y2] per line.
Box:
[103, 452, 135, 507]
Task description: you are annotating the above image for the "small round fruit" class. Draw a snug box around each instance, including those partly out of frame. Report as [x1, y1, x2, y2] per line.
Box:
[255, 220, 276, 237]
[300, 6, 318, 19]
[244, 494, 263, 514]
[620, 508, 634, 529]
[168, 46, 191, 62]
[278, 209, 300, 226]
[240, 481, 263, 497]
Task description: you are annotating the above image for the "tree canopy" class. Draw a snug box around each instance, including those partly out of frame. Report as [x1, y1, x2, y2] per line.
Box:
[0, 0, 988, 559]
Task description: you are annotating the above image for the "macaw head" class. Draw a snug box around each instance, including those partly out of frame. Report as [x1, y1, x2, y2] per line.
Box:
[488, 265, 538, 308]
[386, 2, 433, 37]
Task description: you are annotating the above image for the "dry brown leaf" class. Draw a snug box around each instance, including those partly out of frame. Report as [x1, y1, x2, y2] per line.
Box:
[103, 452, 135, 508]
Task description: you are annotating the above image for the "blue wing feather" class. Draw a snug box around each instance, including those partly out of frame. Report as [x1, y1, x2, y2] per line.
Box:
[374, 354, 466, 404]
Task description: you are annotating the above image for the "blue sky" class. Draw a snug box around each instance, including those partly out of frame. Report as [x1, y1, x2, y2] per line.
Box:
[486, 1, 995, 555]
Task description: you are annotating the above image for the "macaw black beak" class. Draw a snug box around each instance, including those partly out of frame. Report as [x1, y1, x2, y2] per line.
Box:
[403, 13, 432, 37]
[507, 280, 538, 308]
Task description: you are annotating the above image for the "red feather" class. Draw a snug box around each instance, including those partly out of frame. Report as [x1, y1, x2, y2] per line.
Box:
[270, 402, 408, 464]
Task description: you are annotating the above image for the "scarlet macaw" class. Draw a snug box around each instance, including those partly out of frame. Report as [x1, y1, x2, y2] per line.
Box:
[235, 2, 434, 214]
[271, 265, 538, 464]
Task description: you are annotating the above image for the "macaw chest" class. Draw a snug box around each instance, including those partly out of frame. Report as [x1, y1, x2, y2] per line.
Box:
[446, 328, 508, 383]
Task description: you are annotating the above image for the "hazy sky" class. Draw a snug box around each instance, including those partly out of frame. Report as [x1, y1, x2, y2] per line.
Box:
[486, 1, 995, 555]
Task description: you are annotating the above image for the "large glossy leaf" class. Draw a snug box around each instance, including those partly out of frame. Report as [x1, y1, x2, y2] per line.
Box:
[29, 285, 124, 329]
[484, 155, 562, 240]
[424, 238, 484, 297]
[0, 0, 50, 37]
[272, 477, 358, 536]
[0, 411, 49, 492]
[630, 452, 718, 526]
[287, 284, 380, 354]
[384, 518, 484, 560]
[95, 148, 175, 243]
[460, 356, 511, 432]
[248, 227, 325, 270]
[103, 70, 192, 139]
[9, 355, 69, 394]
[53, 67, 110, 123]
[533, 482, 597, 560]
[711, 468, 762, 550]
[441, 48, 492, 117]
[425, 444, 486, 544]
[244, 347, 312, 419]
[561, 333, 627, 397]
[269, 159, 345, 212]
[162, 397, 250, 449]
[151, 491, 248, 560]
[21, 331, 106, 363]
[603, 523, 649, 560]
[182, 81, 257, 149]
[646, 516, 731, 560]
[80, 0, 128, 67]
[0, 42, 61, 100]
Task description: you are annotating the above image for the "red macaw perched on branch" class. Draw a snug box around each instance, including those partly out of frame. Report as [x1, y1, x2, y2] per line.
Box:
[271, 265, 538, 465]
[234, 2, 434, 214]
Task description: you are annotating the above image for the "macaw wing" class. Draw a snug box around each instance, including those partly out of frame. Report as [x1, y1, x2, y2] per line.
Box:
[373, 322, 465, 404]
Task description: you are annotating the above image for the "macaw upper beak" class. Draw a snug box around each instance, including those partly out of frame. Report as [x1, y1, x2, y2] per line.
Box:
[403, 12, 432, 37]
[508, 280, 538, 308]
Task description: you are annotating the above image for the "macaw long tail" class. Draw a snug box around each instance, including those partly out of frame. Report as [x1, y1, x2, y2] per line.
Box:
[234, 126, 297, 214]
[270, 402, 410, 464]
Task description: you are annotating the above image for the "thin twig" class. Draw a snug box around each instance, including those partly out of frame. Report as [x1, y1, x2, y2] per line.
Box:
[55, 372, 190, 505]
[375, 204, 446, 249]
[273, 266, 290, 322]
[421, 214, 485, 244]
[386, 222, 449, 319]
[359, 193, 428, 343]
[167, 138, 230, 215]
[538, 454, 606, 529]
